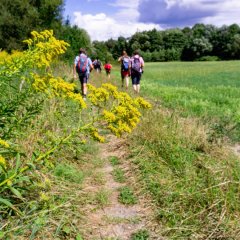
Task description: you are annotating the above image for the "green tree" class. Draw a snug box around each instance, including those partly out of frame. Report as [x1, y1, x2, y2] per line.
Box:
[0, 0, 64, 51]
[58, 25, 92, 61]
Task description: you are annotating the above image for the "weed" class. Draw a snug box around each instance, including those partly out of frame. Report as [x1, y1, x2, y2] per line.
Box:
[118, 187, 137, 205]
[131, 229, 150, 240]
[109, 156, 120, 166]
[94, 189, 110, 207]
[112, 168, 125, 183]
[54, 163, 84, 184]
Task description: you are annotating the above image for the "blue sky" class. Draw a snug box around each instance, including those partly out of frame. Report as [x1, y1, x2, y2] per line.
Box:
[63, 0, 240, 41]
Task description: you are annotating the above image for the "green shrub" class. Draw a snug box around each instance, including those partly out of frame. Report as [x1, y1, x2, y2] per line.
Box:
[197, 55, 220, 61]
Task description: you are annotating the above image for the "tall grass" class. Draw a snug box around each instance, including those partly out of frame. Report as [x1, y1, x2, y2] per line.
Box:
[130, 108, 240, 239]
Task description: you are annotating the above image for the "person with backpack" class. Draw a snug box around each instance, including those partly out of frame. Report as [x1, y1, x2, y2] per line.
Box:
[104, 61, 112, 79]
[118, 51, 130, 90]
[73, 48, 93, 100]
[130, 50, 144, 94]
[93, 58, 102, 73]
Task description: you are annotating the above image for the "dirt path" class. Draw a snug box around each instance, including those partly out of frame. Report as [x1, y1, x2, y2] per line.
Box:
[80, 135, 163, 240]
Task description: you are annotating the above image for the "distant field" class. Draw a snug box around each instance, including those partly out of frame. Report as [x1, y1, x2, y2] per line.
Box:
[139, 61, 240, 141]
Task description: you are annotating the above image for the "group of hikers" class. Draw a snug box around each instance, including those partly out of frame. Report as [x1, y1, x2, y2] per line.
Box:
[73, 48, 144, 100]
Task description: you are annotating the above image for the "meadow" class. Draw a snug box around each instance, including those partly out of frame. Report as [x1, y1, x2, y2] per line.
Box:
[141, 61, 240, 141]
[125, 61, 240, 239]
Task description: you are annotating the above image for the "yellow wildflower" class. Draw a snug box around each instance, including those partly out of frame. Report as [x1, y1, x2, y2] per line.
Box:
[134, 97, 152, 109]
[39, 192, 50, 202]
[103, 110, 116, 123]
[7, 180, 12, 186]
[0, 155, 7, 168]
[0, 138, 10, 148]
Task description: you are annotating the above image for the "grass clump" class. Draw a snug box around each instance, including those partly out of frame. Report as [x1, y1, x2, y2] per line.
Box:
[112, 168, 125, 183]
[131, 229, 150, 240]
[109, 156, 120, 166]
[54, 163, 84, 184]
[93, 189, 110, 207]
[118, 187, 137, 205]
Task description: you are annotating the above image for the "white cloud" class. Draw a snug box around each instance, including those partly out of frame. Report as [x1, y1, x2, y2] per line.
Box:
[139, 0, 240, 27]
[73, 11, 160, 41]
[201, 0, 240, 26]
[109, 0, 140, 8]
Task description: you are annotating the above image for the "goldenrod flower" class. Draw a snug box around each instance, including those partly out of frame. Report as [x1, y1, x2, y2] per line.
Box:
[39, 192, 50, 202]
[0, 155, 7, 168]
[0, 138, 10, 148]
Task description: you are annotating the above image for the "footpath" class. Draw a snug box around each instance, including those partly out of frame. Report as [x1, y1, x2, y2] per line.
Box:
[79, 135, 163, 240]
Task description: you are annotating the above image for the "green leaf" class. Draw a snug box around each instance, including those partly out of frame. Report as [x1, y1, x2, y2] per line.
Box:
[0, 197, 13, 208]
[15, 153, 21, 172]
[0, 197, 22, 215]
[26, 162, 36, 170]
[9, 187, 24, 200]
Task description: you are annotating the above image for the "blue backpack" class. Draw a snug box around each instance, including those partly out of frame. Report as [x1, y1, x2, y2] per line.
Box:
[122, 57, 130, 71]
[131, 56, 141, 73]
[76, 55, 88, 74]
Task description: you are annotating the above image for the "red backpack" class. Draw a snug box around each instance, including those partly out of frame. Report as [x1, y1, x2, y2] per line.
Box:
[105, 63, 111, 71]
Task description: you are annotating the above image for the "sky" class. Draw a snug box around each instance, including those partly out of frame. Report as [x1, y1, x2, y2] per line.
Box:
[63, 0, 240, 41]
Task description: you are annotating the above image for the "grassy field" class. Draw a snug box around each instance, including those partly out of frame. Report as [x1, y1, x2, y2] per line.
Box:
[123, 61, 240, 239]
[139, 61, 240, 141]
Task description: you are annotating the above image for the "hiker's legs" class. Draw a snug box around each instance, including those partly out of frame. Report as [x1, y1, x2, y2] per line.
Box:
[83, 83, 87, 95]
[79, 73, 88, 97]
[131, 75, 137, 93]
[133, 84, 138, 93]
[131, 74, 140, 93]
[125, 76, 129, 89]
[136, 84, 140, 93]
[121, 71, 124, 87]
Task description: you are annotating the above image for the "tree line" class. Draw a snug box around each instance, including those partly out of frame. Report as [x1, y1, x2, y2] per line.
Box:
[100, 24, 240, 62]
[1, 0, 240, 62]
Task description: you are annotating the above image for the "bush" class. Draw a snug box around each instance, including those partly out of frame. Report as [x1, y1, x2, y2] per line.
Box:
[197, 55, 220, 61]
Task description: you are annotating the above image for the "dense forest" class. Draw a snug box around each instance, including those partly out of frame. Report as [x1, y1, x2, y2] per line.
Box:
[1, 0, 240, 62]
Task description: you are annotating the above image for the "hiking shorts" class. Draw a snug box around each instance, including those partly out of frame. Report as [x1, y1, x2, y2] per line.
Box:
[78, 72, 89, 84]
[131, 72, 141, 85]
[121, 70, 130, 78]
[105, 70, 111, 75]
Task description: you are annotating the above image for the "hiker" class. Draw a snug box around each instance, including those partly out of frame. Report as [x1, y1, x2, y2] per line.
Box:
[130, 50, 144, 94]
[73, 48, 93, 100]
[93, 58, 102, 73]
[104, 61, 112, 79]
[118, 51, 130, 89]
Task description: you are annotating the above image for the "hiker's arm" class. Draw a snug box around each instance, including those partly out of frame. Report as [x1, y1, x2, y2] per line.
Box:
[90, 63, 94, 72]
[73, 64, 77, 79]
[118, 56, 122, 62]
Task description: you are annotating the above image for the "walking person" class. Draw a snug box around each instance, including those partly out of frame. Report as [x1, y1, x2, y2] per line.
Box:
[130, 50, 144, 94]
[104, 61, 112, 80]
[118, 50, 130, 90]
[73, 48, 93, 100]
[93, 57, 102, 73]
